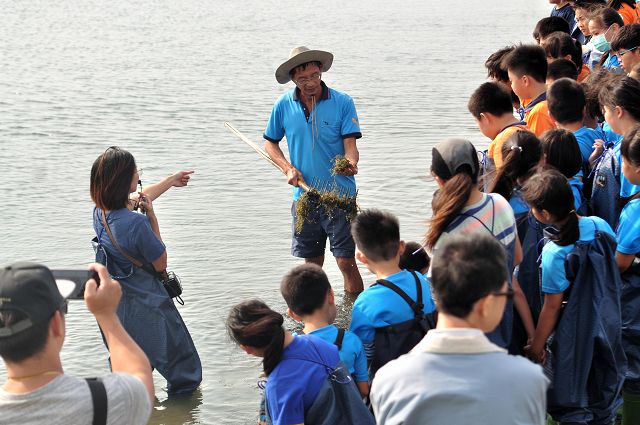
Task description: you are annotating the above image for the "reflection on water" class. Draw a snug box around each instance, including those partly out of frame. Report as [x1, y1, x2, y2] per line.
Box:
[0, 0, 548, 422]
[152, 388, 204, 425]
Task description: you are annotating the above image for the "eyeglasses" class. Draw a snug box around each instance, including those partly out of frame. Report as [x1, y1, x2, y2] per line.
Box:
[491, 287, 514, 300]
[135, 168, 144, 177]
[615, 46, 639, 59]
[295, 72, 321, 85]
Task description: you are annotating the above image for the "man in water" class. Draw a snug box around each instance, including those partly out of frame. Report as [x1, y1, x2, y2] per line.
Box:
[264, 46, 363, 293]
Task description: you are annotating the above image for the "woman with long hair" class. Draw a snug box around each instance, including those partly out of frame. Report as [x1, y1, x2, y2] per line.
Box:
[90, 146, 201, 396]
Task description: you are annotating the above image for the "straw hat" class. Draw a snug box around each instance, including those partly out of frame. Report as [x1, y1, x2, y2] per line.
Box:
[275, 46, 333, 84]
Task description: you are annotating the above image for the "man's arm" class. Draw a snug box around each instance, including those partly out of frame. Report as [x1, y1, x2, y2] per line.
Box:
[337, 137, 359, 176]
[264, 140, 303, 187]
[85, 263, 154, 403]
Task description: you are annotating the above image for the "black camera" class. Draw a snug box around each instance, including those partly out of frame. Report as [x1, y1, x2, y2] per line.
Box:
[51, 270, 100, 300]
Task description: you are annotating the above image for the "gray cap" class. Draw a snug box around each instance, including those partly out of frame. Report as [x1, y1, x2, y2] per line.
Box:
[431, 138, 479, 181]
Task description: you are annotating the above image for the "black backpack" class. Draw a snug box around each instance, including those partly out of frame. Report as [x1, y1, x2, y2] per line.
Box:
[370, 271, 436, 374]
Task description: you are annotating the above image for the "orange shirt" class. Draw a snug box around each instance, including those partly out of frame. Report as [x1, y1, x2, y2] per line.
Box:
[489, 124, 529, 168]
[577, 64, 590, 82]
[524, 100, 555, 137]
[618, 3, 640, 25]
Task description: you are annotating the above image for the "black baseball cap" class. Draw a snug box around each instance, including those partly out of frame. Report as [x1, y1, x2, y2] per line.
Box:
[431, 138, 480, 183]
[0, 262, 75, 338]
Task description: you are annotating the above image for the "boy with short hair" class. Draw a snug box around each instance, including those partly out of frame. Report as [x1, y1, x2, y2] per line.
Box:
[505, 45, 556, 137]
[484, 46, 521, 109]
[547, 77, 599, 164]
[611, 24, 640, 74]
[468, 82, 527, 168]
[349, 209, 436, 374]
[533, 16, 571, 44]
[370, 232, 548, 425]
[546, 58, 580, 83]
[280, 263, 369, 397]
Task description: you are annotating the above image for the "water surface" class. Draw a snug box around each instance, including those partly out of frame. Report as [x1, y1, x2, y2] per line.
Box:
[0, 1, 548, 423]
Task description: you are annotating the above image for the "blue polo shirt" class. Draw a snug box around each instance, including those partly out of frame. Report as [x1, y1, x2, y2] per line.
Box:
[617, 199, 640, 255]
[264, 82, 362, 200]
[350, 270, 436, 348]
[541, 216, 614, 294]
[305, 325, 369, 382]
[603, 54, 621, 71]
[572, 126, 598, 165]
[614, 140, 640, 198]
[569, 175, 584, 212]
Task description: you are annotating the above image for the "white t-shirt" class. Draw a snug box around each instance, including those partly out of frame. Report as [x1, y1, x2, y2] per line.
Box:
[0, 373, 151, 425]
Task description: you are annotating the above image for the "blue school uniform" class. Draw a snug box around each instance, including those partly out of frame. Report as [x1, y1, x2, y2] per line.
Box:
[603, 53, 621, 70]
[551, 3, 575, 26]
[541, 216, 613, 294]
[349, 270, 436, 358]
[305, 325, 368, 383]
[542, 217, 625, 423]
[615, 141, 640, 198]
[572, 126, 598, 165]
[265, 334, 340, 425]
[264, 82, 361, 201]
[616, 199, 640, 394]
[569, 175, 585, 214]
[92, 208, 202, 395]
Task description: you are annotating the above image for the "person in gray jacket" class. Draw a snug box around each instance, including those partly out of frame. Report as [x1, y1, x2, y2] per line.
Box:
[371, 231, 549, 425]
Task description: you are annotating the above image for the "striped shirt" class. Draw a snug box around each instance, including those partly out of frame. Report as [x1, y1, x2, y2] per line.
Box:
[433, 193, 518, 254]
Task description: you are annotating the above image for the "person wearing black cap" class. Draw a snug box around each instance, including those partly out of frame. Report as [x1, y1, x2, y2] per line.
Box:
[263, 46, 364, 294]
[0, 262, 153, 424]
[426, 138, 528, 351]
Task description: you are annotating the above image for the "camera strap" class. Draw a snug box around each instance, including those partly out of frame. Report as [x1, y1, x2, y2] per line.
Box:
[100, 210, 167, 280]
[85, 378, 107, 425]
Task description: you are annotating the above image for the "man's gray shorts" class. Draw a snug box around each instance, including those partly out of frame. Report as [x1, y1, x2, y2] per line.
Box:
[291, 201, 356, 258]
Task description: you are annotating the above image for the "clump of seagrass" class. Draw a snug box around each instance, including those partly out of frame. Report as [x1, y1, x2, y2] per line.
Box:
[295, 186, 359, 234]
[331, 155, 353, 176]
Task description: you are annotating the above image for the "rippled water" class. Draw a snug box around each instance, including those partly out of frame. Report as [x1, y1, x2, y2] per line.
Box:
[1, 1, 549, 423]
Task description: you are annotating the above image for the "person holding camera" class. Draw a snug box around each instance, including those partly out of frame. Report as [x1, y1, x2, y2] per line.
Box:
[0, 262, 153, 424]
[90, 146, 202, 396]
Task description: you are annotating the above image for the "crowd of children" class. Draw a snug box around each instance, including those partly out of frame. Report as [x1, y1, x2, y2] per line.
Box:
[226, 1, 640, 424]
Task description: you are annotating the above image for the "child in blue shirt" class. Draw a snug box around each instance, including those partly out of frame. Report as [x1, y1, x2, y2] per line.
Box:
[547, 78, 597, 165]
[615, 126, 640, 423]
[349, 209, 436, 370]
[280, 264, 369, 397]
[522, 168, 624, 424]
[540, 129, 586, 214]
[227, 300, 341, 425]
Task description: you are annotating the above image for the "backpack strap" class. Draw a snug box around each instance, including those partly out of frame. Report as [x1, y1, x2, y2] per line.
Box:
[85, 378, 107, 425]
[334, 328, 345, 350]
[375, 271, 424, 317]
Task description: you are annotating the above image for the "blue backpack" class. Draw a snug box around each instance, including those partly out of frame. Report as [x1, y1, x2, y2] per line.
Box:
[546, 223, 626, 424]
[590, 145, 621, 229]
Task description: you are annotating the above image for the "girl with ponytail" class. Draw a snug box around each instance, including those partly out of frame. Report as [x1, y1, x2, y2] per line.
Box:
[521, 168, 616, 362]
[523, 169, 624, 424]
[227, 299, 341, 425]
[427, 138, 528, 350]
